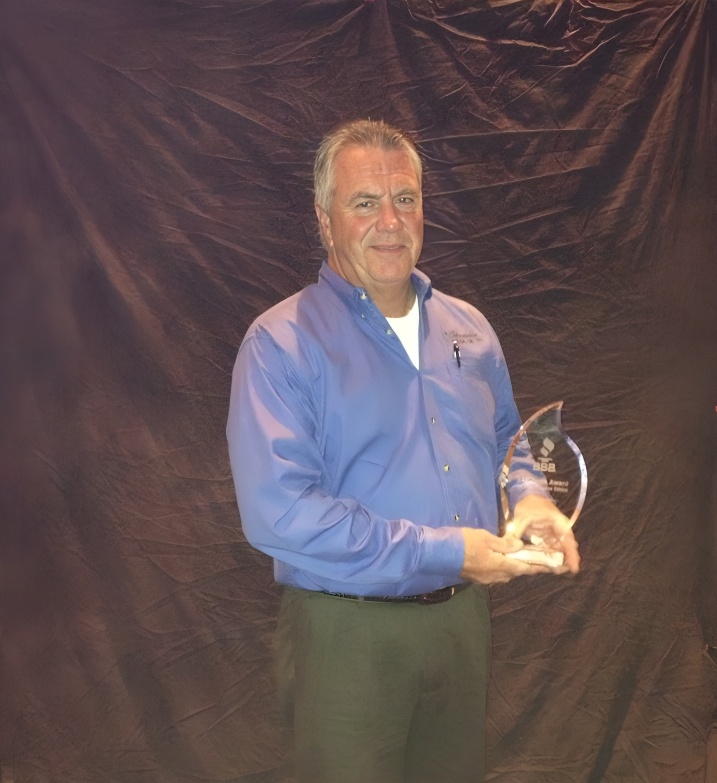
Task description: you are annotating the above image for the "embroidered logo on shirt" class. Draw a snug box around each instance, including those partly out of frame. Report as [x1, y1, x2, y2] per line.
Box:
[443, 330, 480, 344]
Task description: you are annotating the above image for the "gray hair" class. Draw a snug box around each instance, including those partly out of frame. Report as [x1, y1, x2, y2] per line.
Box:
[313, 119, 423, 213]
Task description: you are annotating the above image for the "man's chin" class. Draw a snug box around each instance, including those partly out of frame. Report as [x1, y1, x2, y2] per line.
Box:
[368, 269, 415, 288]
[366, 253, 416, 279]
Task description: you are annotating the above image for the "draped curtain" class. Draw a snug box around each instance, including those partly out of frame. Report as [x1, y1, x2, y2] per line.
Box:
[1, 0, 716, 780]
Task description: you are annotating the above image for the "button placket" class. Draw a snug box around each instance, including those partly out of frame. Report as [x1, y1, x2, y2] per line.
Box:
[421, 375, 464, 529]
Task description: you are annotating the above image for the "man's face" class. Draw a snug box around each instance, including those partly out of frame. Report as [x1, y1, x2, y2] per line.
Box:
[316, 145, 423, 297]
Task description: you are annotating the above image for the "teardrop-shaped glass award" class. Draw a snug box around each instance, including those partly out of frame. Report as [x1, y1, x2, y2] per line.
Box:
[500, 401, 587, 567]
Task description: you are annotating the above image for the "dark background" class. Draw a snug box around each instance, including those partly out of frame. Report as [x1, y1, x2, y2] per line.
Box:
[1, 0, 716, 780]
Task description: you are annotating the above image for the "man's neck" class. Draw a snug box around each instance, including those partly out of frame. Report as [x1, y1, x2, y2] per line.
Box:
[327, 257, 416, 317]
[373, 284, 416, 318]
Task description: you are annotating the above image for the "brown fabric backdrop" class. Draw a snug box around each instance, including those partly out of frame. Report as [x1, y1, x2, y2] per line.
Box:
[1, 0, 716, 780]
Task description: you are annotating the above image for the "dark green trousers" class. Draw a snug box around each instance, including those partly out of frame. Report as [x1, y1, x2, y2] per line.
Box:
[274, 584, 491, 783]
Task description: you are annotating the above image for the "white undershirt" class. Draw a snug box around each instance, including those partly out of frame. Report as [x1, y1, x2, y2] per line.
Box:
[386, 295, 420, 369]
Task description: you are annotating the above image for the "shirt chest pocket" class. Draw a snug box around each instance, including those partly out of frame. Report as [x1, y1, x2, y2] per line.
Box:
[444, 356, 497, 440]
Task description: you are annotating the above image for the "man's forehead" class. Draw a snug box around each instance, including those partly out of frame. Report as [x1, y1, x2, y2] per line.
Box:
[334, 146, 421, 192]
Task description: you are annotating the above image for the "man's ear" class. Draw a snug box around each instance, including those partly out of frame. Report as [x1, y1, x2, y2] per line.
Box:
[315, 203, 333, 249]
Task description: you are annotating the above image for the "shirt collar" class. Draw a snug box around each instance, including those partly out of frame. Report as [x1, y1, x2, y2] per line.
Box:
[318, 260, 433, 310]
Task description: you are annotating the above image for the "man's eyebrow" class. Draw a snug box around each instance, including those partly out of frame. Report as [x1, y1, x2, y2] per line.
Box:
[347, 190, 380, 202]
[347, 187, 420, 202]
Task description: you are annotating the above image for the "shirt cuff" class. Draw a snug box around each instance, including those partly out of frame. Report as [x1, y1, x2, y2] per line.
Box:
[415, 525, 465, 579]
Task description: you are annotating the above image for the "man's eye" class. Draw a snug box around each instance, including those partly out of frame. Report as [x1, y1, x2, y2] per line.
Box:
[397, 197, 414, 204]
[357, 202, 372, 209]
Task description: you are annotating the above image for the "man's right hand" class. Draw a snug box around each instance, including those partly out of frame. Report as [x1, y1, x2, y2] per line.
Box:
[459, 528, 553, 584]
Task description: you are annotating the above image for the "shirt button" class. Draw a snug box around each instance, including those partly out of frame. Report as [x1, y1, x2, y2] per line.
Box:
[387, 329, 393, 335]
[444, 464, 450, 472]
[361, 314, 366, 319]
[360, 292, 367, 300]
[431, 417, 436, 424]
[454, 514, 460, 521]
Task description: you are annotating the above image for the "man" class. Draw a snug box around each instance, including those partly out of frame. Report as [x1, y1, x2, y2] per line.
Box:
[226, 119, 580, 783]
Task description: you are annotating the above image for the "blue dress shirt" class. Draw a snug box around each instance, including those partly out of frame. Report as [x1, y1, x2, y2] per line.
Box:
[227, 263, 543, 596]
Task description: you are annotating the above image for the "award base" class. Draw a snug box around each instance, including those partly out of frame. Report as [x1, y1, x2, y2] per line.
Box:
[506, 546, 564, 568]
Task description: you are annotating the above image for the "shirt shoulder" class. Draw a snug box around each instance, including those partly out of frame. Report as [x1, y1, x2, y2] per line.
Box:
[237, 280, 351, 393]
[242, 281, 343, 349]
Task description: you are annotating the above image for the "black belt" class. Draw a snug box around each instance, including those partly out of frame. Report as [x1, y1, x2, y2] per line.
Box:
[323, 582, 470, 605]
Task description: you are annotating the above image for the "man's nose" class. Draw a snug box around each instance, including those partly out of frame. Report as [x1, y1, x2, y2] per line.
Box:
[376, 200, 401, 232]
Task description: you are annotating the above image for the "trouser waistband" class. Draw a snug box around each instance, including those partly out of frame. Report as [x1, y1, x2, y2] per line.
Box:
[322, 582, 470, 605]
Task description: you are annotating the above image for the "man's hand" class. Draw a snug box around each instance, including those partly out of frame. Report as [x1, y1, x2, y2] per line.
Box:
[509, 494, 581, 575]
[459, 528, 554, 584]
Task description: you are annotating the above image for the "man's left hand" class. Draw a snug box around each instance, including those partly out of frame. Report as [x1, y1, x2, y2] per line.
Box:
[508, 494, 581, 575]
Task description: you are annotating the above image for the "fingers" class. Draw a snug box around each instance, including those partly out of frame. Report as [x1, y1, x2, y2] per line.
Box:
[558, 530, 581, 574]
[519, 506, 581, 576]
[486, 550, 551, 579]
[548, 517, 580, 574]
[486, 532, 523, 554]
[460, 527, 576, 585]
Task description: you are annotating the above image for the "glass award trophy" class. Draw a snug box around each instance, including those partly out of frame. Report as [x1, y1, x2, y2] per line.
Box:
[499, 401, 587, 568]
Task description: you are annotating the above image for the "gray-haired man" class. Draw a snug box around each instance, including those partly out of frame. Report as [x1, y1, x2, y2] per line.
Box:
[227, 119, 579, 782]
